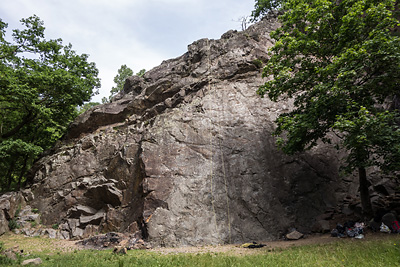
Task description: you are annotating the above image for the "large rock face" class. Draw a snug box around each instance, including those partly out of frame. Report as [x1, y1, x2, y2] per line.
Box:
[21, 17, 396, 246]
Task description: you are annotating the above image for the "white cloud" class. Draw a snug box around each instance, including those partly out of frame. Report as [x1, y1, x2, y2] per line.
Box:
[0, 0, 255, 102]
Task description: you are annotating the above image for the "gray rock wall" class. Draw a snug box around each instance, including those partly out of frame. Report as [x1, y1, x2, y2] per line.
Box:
[12, 16, 395, 246]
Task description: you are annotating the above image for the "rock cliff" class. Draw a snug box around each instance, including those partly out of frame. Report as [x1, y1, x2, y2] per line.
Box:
[2, 16, 397, 246]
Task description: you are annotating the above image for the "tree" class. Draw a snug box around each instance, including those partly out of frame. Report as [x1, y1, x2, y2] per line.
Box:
[136, 69, 146, 77]
[104, 65, 145, 103]
[109, 64, 133, 100]
[257, 0, 400, 216]
[251, 0, 284, 21]
[0, 15, 100, 190]
[77, 102, 100, 115]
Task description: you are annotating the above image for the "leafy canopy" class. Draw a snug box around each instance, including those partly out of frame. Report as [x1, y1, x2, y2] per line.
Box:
[257, 0, 400, 213]
[251, 0, 284, 21]
[258, 0, 400, 171]
[0, 15, 100, 190]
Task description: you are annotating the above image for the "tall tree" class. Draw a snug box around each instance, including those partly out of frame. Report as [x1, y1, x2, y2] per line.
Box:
[0, 15, 100, 190]
[257, 0, 400, 216]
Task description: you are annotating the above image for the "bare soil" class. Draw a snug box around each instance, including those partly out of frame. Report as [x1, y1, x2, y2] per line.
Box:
[0, 232, 396, 256]
[150, 233, 383, 256]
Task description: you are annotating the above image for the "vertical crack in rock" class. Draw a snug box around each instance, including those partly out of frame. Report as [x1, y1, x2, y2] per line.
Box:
[117, 141, 148, 239]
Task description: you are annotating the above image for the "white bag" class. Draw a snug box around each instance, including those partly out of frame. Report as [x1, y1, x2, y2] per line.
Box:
[380, 223, 391, 233]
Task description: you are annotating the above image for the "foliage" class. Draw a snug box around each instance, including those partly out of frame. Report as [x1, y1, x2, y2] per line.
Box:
[14, 205, 21, 217]
[0, 15, 100, 191]
[257, 0, 400, 214]
[109, 64, 133, 100]
[77, 102, 100, 115]
[31, 208, 39, 214]
[0, 139, 43, 190]
[101, 65, 146, 104]
[8, 219, 19, 231]
[136, 69, 146, 77]
[103, 65, 146, 103]
[252, 59, 264, 68]
[251, 0, 284, 21]
[0, 241, 15, 265]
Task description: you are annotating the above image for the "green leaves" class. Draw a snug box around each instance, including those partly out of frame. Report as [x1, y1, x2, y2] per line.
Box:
[0, 15, 100, 190]
[0, 139, 43, 190]
[0, 139, 43, 160]
[334, 107, 400, 172]
[256, 0, 400, 215]
[103, 65, 145, 103]
[110, 64, 133, 98]
[258, 0, 400, 172]
[251, 0, 284, 21]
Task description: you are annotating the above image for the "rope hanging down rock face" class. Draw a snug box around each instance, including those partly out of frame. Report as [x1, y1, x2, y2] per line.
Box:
[206, 38, 232, 244]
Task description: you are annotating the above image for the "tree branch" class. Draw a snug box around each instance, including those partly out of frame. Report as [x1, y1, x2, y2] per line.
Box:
[0, 110, 36, 139]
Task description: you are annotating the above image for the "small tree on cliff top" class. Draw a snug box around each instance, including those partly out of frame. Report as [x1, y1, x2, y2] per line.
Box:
[109, 64, 133, 99]
[0, 15, 100, 190]
[103, 65, 145, 103]
[257, 0, 400, 216]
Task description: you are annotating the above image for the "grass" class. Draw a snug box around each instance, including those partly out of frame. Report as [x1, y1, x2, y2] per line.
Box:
[0, 234, 399, 266]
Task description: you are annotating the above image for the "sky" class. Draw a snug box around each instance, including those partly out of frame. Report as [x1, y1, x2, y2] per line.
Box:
[0, 0, 255, 103]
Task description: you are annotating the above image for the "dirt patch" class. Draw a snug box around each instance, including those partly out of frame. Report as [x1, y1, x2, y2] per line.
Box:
[0, 232, 396, 256]
[0, 232, 82, 254]
[150, 232, 397, 256]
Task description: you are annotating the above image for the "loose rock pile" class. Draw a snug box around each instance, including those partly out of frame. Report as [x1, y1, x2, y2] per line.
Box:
[77, 232, 149, 250]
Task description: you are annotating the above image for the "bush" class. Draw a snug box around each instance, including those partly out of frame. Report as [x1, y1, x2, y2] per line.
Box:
[8, 219, 19, 231]
[252, 59, 263, 68]
[14, 205, 21, 217]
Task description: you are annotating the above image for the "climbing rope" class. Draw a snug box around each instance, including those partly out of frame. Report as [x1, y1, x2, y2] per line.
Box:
[219, 137, 232, 244]
[206, 39, 232, 244]
[207, 38, 219, 240]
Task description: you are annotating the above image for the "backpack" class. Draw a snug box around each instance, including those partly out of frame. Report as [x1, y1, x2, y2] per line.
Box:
[392, 221, 400, 233]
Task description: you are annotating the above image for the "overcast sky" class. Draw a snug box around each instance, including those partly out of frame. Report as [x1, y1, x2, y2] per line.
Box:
[1, 0, 255, 103]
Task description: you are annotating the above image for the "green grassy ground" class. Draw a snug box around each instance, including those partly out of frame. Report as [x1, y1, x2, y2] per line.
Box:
[0, 234, 399, 266]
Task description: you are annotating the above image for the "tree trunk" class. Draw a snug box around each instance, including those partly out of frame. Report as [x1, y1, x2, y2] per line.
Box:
[17, 156, 29, 190]
[5, 160, 16, 191]
[358, 167, 373, 217]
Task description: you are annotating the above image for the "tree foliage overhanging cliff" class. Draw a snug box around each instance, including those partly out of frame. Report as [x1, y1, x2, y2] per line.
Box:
[0, 15, 100, 191]
[255, 0, 400, 215]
